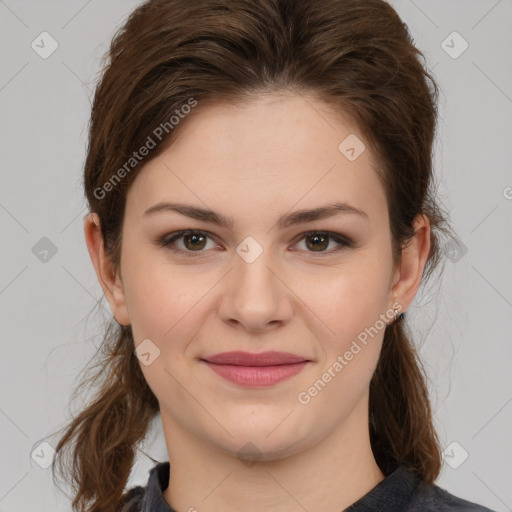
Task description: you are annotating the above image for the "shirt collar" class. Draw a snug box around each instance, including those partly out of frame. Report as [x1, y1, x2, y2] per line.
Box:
[138, 461, 175, 512]
[139, 461, 420, 512]
[344, 465, 420, 511]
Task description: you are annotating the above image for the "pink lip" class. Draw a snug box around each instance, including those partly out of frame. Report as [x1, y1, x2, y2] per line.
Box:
[201, 351, 310, 387]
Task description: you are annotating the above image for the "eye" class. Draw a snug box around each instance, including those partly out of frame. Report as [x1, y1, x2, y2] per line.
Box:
[292, 231, 352, 256]
[157, 230, 218, 257]
[157, 229, 352, 258]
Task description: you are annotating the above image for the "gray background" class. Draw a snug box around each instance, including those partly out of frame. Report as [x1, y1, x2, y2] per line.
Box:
[1, 0, 511, 510]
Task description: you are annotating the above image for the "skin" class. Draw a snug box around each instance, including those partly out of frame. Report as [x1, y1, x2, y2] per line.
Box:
[84, 90, 430, 512]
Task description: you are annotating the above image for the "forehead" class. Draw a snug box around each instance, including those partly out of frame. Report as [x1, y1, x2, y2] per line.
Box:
[125, 92, 388, 227]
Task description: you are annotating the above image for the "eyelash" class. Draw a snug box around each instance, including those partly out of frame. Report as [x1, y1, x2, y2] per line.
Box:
[156, 229, 353, 258]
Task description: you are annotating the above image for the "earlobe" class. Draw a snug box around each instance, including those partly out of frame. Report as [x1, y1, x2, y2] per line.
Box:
[83, 212, 131, 326]
[390, 214, 431, 313]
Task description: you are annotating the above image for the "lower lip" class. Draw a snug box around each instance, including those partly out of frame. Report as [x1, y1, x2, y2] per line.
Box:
[202, 361, 309, 387]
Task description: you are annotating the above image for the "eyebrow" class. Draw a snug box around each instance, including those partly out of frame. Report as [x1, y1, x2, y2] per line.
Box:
[144, 200, 368, 230]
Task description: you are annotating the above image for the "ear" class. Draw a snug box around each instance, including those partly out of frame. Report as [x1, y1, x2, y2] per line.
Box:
[389, 213, 431, 313]
[83, 212, 131, 326]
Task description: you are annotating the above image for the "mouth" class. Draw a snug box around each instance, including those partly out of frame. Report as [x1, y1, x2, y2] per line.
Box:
[200, 351, 311, 387]
[202, 350, 309, 366]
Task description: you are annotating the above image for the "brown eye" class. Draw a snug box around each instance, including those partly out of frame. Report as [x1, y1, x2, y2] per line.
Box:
[293, 231, 352, 255]
[305, 233, 330, 252]
[182, 233, 207, 251]
[158, 230, 217, 257]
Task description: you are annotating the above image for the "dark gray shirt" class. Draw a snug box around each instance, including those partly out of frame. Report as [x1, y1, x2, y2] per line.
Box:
[119, 461, 496, 511]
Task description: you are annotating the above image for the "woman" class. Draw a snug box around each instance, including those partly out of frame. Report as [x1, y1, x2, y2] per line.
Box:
[50, 0, 496, 511]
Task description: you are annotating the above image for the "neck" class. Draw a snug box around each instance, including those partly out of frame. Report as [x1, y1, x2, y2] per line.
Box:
[161, 392, 385, 512]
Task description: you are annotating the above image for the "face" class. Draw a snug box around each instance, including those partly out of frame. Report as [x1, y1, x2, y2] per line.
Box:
[101, 91, 405, 462]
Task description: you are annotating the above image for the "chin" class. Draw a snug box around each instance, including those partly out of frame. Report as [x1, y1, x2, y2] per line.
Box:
[207, 420, 316, 464]
[221, 437, 304, 465]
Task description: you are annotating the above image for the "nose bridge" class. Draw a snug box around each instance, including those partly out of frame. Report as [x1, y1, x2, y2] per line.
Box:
[234, 234, 278, 301]
[219, 235, 292, 329]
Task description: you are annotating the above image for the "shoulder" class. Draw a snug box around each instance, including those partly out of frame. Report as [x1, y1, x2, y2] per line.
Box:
[409, 478, 497, 512]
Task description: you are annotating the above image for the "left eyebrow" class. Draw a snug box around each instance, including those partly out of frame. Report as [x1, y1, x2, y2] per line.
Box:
[143, 200, 369, 230]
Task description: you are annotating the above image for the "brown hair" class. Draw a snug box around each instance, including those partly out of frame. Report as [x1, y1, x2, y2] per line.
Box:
[50, 0, 457, 510]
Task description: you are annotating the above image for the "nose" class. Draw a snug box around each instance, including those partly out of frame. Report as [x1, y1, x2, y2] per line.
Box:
[217, 241, 294, 333]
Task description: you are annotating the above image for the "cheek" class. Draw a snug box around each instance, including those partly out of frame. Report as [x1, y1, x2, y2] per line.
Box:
[294, 266, 389, 414]
[304, 264, 390, 332]
[124, 264, 207, 401]
[122, 248, 205, 341]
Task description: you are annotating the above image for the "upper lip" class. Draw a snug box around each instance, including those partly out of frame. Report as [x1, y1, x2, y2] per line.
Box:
[202, 351, 309, 366]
